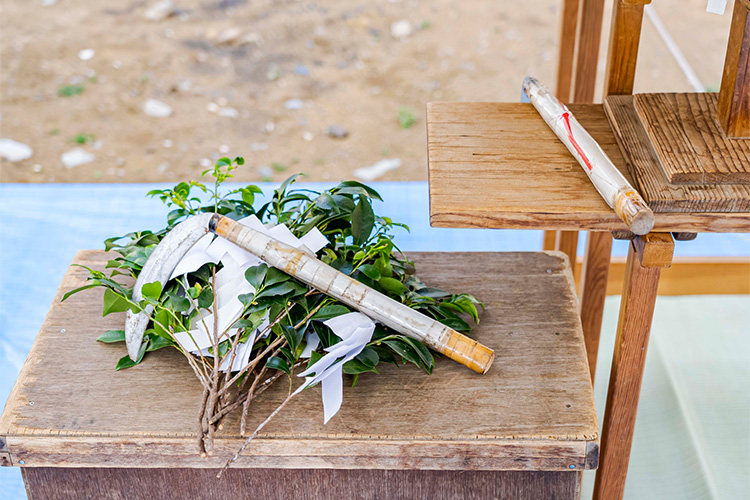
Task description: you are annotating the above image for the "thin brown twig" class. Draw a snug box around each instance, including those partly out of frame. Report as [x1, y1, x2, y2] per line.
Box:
[206, 267, 221, 453]
[217, 384, 298, 478]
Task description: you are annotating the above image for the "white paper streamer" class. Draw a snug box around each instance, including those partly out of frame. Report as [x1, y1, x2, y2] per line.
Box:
[294, 312, 376, 423]
[168, 215, 328, 373]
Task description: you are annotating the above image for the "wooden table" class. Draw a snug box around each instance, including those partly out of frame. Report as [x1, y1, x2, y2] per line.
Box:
[1, 250, 598, 500]
[427, 101, 750, 500]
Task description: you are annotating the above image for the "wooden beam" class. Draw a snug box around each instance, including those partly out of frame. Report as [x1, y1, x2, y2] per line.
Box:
[593, 235, 670, 500]
[718, 0, 750, 138]
[633, 232, 674, 268]
[603, 0, 651, 96]
[578, 232, 613, 380]
[574, 256, 750, 296]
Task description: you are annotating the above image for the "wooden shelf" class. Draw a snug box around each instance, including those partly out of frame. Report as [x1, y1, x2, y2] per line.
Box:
[1, 250, 598, 472]
[427, 102, 750, 233]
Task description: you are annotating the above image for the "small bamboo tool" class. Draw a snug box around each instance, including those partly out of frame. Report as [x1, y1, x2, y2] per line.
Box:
[523, 76, 654, 235]
[126, 213, 494, 374]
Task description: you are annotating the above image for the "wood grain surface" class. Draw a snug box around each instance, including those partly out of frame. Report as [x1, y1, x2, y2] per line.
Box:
[22, 467, 582, 500]
[604, 95, 750, 213]
[0, 250, 598, 470]
[427, 102, 750, 232]
[592, 241, 668, 500]
[634, 93, 750, 184]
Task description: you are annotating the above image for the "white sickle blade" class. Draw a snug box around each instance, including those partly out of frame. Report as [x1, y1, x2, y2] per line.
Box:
[125, 213, 213, 360]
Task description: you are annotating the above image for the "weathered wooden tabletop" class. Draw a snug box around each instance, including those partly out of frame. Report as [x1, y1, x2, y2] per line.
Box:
[0, 250, 598, 471]
[427, 102, 750, 233]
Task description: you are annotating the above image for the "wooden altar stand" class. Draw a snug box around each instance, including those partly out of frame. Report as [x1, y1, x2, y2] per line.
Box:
[1, 250, 598, 499]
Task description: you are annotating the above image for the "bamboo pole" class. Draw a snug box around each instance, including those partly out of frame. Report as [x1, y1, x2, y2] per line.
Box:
[522, 76, 654, 235]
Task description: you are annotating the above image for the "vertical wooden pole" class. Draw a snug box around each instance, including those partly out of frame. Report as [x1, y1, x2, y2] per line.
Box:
[593, 233, 674, 500]
[717, 0, 750, 138]
[555, 231, 579, 275]
[556, 0, 582, 102]
[602, 0, 651, 96]
[572, 0, 607, 103]
[578, 231, 612, 380]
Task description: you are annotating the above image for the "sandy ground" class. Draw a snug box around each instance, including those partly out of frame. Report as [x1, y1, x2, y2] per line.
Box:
[0, 0, 734, 183]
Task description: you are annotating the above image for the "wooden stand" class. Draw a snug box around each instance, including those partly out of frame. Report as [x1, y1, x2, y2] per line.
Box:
[1, 250, 598, 499]
[426, 97, 750, 500]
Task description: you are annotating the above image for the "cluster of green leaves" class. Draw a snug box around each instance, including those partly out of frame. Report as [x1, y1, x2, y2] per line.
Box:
[66, 158, 483, 382]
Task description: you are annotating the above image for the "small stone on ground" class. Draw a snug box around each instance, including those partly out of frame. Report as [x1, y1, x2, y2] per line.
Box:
[61, 148, 95, 169]
[0, 139, 33, 162]
[143, 99, 173, 117]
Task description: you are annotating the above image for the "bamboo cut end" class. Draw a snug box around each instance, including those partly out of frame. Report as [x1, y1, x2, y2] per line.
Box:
[614, 187, 654, 235]
[437, 330, 495, 374]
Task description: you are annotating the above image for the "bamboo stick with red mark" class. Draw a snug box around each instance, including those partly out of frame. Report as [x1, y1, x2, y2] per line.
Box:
[522, 76, 654, 235]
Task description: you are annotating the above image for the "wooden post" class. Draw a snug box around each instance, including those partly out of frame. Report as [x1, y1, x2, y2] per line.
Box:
[592, 233, 674, 500]
[556, 0, 581, 103]
[717, 0, 750, 138]
[578, 232, 612, 380]
[572, 0, 607, 104]
[603, 0, 651, 96]
[556, 231, 579, 275]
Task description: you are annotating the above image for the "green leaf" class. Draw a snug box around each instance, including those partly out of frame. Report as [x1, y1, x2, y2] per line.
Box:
[141, 281, 163, 301]
[264, 268, 290, 287]
[356, 346, 379, 368]
[282, 324, 303, 353]
[358, 264, 381, 280]
[351, 197, 375, 246]
[197, 287, 214, 309]
[115, 343, 146, 370]
[383, 339, 421, 366]
[334, 181, 383, 201]
[266, 356, 290, 374]
[167, 293, 191, 313]
[343, 358, 379, 376]
[400, 337, 433, 372]
[97, 330, 126, 343]
[146, 335, 173, 352]
[245, 264, 268, 288]
[102, 289, 132, 316]
[312, 305, 350, 321]
[378, 277, 407, 296]
[61, 283, 100, 302]
[256, 281, 296, 299]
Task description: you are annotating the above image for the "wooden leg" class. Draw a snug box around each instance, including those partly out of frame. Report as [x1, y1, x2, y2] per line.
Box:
[578, 231, 613, 381]
[555, 230, 579, 275]
[592, 233, 674, 500]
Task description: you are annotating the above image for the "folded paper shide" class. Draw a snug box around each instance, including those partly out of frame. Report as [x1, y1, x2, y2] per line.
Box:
[66, 158, 490, 475]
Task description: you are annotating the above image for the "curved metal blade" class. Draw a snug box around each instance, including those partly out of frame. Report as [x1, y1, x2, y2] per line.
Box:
[125, 213, 214, 360]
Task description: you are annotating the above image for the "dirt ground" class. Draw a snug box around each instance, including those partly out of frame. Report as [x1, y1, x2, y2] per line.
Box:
[0, 0, 734, 183]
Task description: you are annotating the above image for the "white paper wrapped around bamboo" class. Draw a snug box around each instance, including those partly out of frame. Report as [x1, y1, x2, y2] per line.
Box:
[210, 214, 494, 374]
[522, 76, 654, 235]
